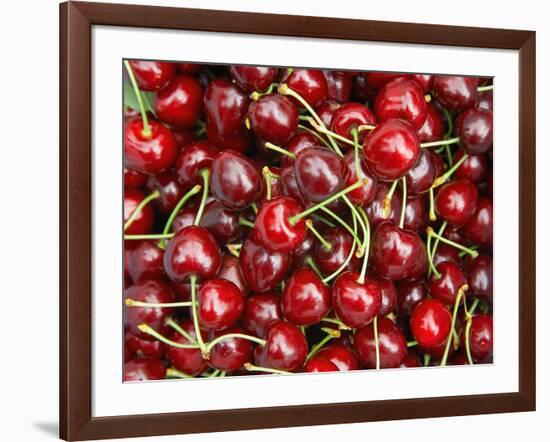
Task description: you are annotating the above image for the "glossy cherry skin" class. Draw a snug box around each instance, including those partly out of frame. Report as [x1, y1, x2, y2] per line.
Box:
[177, 63, 202, 74]
[204, 79, 250, 135]
[354, 318, 407, 369]
[197, 278, 244, 331]
[410, 299, 452, 349]
[248, 94, 298, 144]
[400, 351, 422, 368]
[125, 331, 165, 360]
[371, 222, 426, 280]
[403, 196, 428, 233]
[166, 319, 208, 376]
[291, 232, 316, 268]
[461, 314, 493, 362]
[402, 239, 428, 282]
[396, 281, 426, 318]
[253, 196, 306, 253]
[199, 200, 240, 244]
[209, 325, 254, 371]
[124, 118, 178, 175]
[409, 74, 434, 92]
[375, 77, 428, 129]
[124, 189, 155, 235]
[455, 108, 493, 154]
[316, 343, 359, 371]
[128, 60, 175, 91]
[294, 147, 348, 202]
[163, 226, 221, 281]
[217, 254, 248, 295]
[343, 151, 378, 206]
[315, 100, 342, 127]
[281, 132, 318, 167]
[154, 75, 203, 129]
[146, 172, 185, 213]
[466, 254, 493, 302]
[126, 241, 165, 283]
[124, 168, 147, 189]
[464, 197, 493, 247]
[368, 272, 397, 316]
[453, 148, 489, 184]
[303, 357, 339, 372]
[477, 91, 493, 111]
[254, 320, 308, 372]
[323, 70, 352, 103]
[175, 141, 218, 188]
[330, 103, 376, 142]
[240, 235, 292, 293]
[314, 227, 359, 275]
[365, 72, 403, 90]
[282, 268, 331, 325]
[229, 65, 278, 93]
[285, 69, 328, 107]
[435, 180, 479, 227]
[427, 262, 468, 305]
[206, 119, 251, 153]
[406, 150, 436, 195]
[433, 243, 462, 268]
[417, 103, 444, 142]
[365, 182, 401, 228]
[278, 166, 307, 206]
[433, 75, 478, 111]
[241, 293, 283, 338]
[363, 119, 421, 181]
[124, 280, 174, 340]
[171, 207, 195, 233]
[124, 358, 166, 381]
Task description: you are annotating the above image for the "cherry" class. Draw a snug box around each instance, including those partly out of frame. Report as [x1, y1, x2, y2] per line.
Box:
[405, 150, 436, 195]
[354, 318, 407, 368]
[154, 75, 203, 129]
[396, 280, 426, 317]
[282, 268, 331, 325]
[239, 235, 291, 293]
[463, 197, 493, 247]
[294, 147, 348, 202]
[206, 119, 251, 153]
[126, 241, 165, 283]
[314, 227, 359, 275]
[477, 91, 493, 112]
[375, 77, 427, 129]
[124, 117, 178, 175]
[217, 254, 248, 295]
[403, 196, 428, 232]
[242, 292, 283, 338]
[365, 72, 403, 90]
[400, 351, 422, 368]
[365, 182, 401, 228]
[124, 168, 147, 189]
[315, 100, 342, 127]
[165, 319, 208, 376]
[253, 196, 306, 253]
[204, 79, 250, 135]
[146, 172, 186, 213]
[433, 75, 478, 111]
[124, 358, 166, 381]
[417, 103, 444, 142]
[278, 165, 307, 206]
[171, 207, 196, 233]
[124, 279, 174, 339]
[449, 351, 469, 366]
[330, 103, 376, 142]
[371, 221, 426, 280]
[197, 278, 244, 331]
[177, 63, 202, 74]
[409, 74, 434, 92]
[254, 320, 308, 371]
[402, 239, 428, 282]
[433, 243, 462, 268]
[291, 232, 316, 268]
[163, 226, 221, 281]
[248, 94, 298, 144]
[124, 189, 155, 235]
[284, 69, 328, 107]
[455, 108, 493, 154]
[410, 299, 452, 349]
[210, 150, 262, 210]
[323, 70, 352, 103]
[125, 331, 165, 360]
[343, 151, 378, 205]
[427, 261, 468, 305]
[229, 65, 278, 93]
[368, 272, 397, 316]
[199, 200, 240, 244]
[128, 61, 175, 91]
[453, 148, 489, 184]
[363, 119, 421, 180]
[281, 132, 318, 167]
[316, 342, 359, 371]
[461, 314, 493, 362]
[172, 128, 194, 149]
[304, 357, 339, 372]
[209, 325, 254, 371]
[435, 180, 479, 226]
[466, 254, 493, 302]
[175, 141, 218, 188]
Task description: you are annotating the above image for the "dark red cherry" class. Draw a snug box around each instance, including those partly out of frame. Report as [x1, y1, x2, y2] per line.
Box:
[217, 254, 248, 295]
[410, 299, 452, 349]
[197, 279, 244, 331]
[405, 150, 436, 195]
[433, 75, 478, 111]
[331, 103, 376, 142]
[453, 148, 489, 184]
[124, 118, 178, 175]
[240, 235, 291, 293]
[210, 150, 262, 210]
[126, 241, 165, 283]
[285, 69, 328, 107]
[199, 200, 240, 244]
[371, 222, 425, 280]
[315, 100, 342, 127]
[172, 128, 194, 149]
[316, 343, 359, 371]
[403, 196, 428, 232]
[354, 318, 407, 368]
[163, 226, 221, 281]
[124, 280, 174, 340]
[455, 108, 493, 154]
[166, 319, 207, 376]
[400, 351, 422, 368]
[171, 207, 195, 233]
[314, 227, 359, 275]
[146, 172, 185, 213]
[155, 75, 203, 129]
[209, 325, 254, 371]
[278, 165, 307, 206]
[396, 280, 426, 318]
[124, 168, 147, 189]
[343, 151, 378, 206]
[365, 182, 401, 228]
[204, 79, 250, 135]
[291, 232, 316, 268]
[253, 196, 306, 253]
[255, 320, 308, 371]
[124, 358, 166, 381]
[230, 65, 278, 93]
[477, 91, 493, 111]
[466, 254, 493, 302]
[427, 262, 468, 305]
[282, 268, 331, 325]
[206, 119, 251, 153]
[375, 77, 427, 129]
[402, 239, 428, 282]
[461, 314, 493, 362]
[363, 119, 421, 180]
[124, 189, 155, 235]
[431, 150, 446, 177]
[409, 74, 434, 92]
[177, 63, 202, 74]
[449, 351, 469, 366]
[175, 141, 218, 188]
[248, 94, 298, 144]
[323, 70, 352, 102]
[242, 293, 283, 338]
[368, 272, 397, 316]
[281, 131, 318, 167]
[125, 331, 165, 360]
[128, 61, 175, 91]
[463, 197, 493, 247]
[435, 180, 479, 227]
[365, 72, 403, 90]
[303, 357, 339, 372]
[417, 103, 444, 142]
[332, 271, 382, 328]
[433, 243, 462, 268]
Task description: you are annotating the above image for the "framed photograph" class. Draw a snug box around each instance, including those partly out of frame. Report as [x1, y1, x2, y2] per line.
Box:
[60, 1, 536, 440]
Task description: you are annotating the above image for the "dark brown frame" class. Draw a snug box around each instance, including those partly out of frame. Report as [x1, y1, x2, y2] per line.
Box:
[60, 1, 536, 440]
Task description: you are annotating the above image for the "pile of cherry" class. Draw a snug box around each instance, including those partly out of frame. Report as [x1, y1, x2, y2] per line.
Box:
[123, 60, 493, 382]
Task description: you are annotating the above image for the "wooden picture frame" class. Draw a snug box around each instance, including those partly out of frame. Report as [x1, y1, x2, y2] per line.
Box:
[60, 1, 536, 440]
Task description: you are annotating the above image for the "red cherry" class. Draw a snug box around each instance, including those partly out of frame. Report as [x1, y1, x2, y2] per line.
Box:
[125, 331, 165, 360]
[316, 342, 359, 371]
[285, 69, 329, 107]
[197, 278, 244, 331]
[171, 207, 195, 233]
[453, 148, 489, 184]
[278, 165, 307, 206]
[204, 79, 250, 135]
[331, 102, 376, 142]
[433, 76, 478, 111]
[417, 103, 444, 142]
[172, 128, 194, 149]
[427, 262, 468, 305]
[323, 70, 352, 103]
[315, 100, 342, 127]
[368, 272, 397, 316]
[365, 182, 402, 228]
[126, 241, 165, 283]
[175, 141, 218, 188]
[230, 65, 278, 93]
[166, 319, 207, 376]
[242, 292, 283, 338]
[400, 351, 422, 368]
[409, 74, 434, 92]
[206, 119, 252, 153]
[146, 172, 186, 213]
[461, 314, 493, 362]
[281, 132, 318, 167]
[405, 150, 436, 195]
[464, 197, 493, 247]
[124, 189, 155, 235]
[255, 320, 308, 371]
[435, 180, 479, 227]
[433, 243, 462, 268]
[303, 357, 339, 372]
[124, 168, 147, 189]
[248, 94, 298, 144]
[375, 77, 428, 129]
[124, 358, 166, 381]
[396, 280, 426, 318]
[410, 299, 452, 349]
[343, 150, 378, 205]
[209, 325, 254, 371]
[455, 108, 493, 154]
[466, 254, 493, 302]
[354, 317, 407, 368]
[477, 91, 493, 111]
[128, 61, 175, 91]
[365, 72, 403, 90]
[403, 196, 428, 232]
[199, 200, 240, 244]
[155, 75, 203, 129]
[314, 227, 359, 275]
[217, 254, 248, 295]
[177, 63, 202, 74]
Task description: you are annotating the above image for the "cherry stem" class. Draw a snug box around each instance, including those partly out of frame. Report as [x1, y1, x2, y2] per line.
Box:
[289, 179, 367, 225]
[440, 284, 469, 366]
[243, 363, 288, 375]
[356, 207, 371, 285]
[429, 187, 437, 221]
[383, 180, 399, 219]
[312, 213, 336, 228]
[264, 142, 296, 159]
[165, 317, 197, 344]
[239, 217, 255, 228]
[305, 256, 324, 279]
[124, 190, 160, 232]
[407, 340, 418, 348]
[226, 243, 242, 257]
[159, 184, 202, 248]
[343, 195, 368, 256]
[204, 333, 266, 355]
[125, 298, 192, 308]
[425, 94, 432, 102]
[432, 154, 468, 188]
[427, 221, 447, 278]
[320, 317, 352, 330]
[306, 327, 341, 361]
[424, 354, 431, 367]
[262, 166, 273, 201]
[189, 275, 207, 354]
[137, 324, 200, 349]
[374, 316, 381, 370]
[166, 368, 193, 379]
[124, 60, 152, 138]
[306, 219, 332, 250]
[442, 107, 454, 139]
[250, 83, 277, 101]
[125, 233, 175, 240]
[297, 124, 332, 149]
[463, 297, 480, 365]
[351, 128, 361, 180]
[193, 169, 210, 226]
[427, 227, 479, 258]
[251, 202, 259, 214]
[206, 369, 221, 378]
[398, 177, 407, 229]
[426, 232, 442, 279]
[477, 85, 494, 92]
[357, 124, 376, 132]
[307, 117, 353, 150]
[421, 136, 460, 149]
[319, 206, 363, 251]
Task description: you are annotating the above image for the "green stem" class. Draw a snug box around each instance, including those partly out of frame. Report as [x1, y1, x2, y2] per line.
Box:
[421, 136, 460, 149]
[399, 177, 407, 229]
[298, 124, 332, 149]
[427, 227, 479, 258]
[263, 166, 273, 201]
[137, 324, 200, 349]
[205, 333, 266, 354]
[358, 124, 376, 132]
[189, 275, 207, 354]
[124, 60, 151, 137]
[352, 128, 361, 180]
[440, 284, 468, 366]
[429, 187, 437, 222]
[305, 256, 323, 279]
[442, 107, 454, 139]
[125, 299, 192, 308]
[382, 180, 399, 219]
[306, 220, 331, 250]
[239, 217, 255, 228]
[166, 368, 193, 379]
[407, 340, 418, 348]
[374, 316, 381, 369]
[159, 184, 202, 248]
[342, 195, 369, 256]
[165, 317, 197, 344]
[193, 169, 210, 226]
[306, 328, 340, 361]
[477, 85, 494, 92]
[428, 221, 447, 278]
[464, 297, 480, 365]
[424, 354, 431, 367]
[125, 233, 175, 240]
[426, 232, 442, 279]
[264, 142, 296, 159]
[356, 207, 371, 285]
[250, 83, 277, 100]
[124, 190, 160, 232]
[312, 213, 336, 228]
[243, 363, 288, 375]
[432, 154, 468, 188]
[320, 317, 352, 330]
[319, 206, 362, 250]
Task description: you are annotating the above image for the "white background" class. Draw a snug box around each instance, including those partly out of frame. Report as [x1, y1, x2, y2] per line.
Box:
[0, 0, 547, 441]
